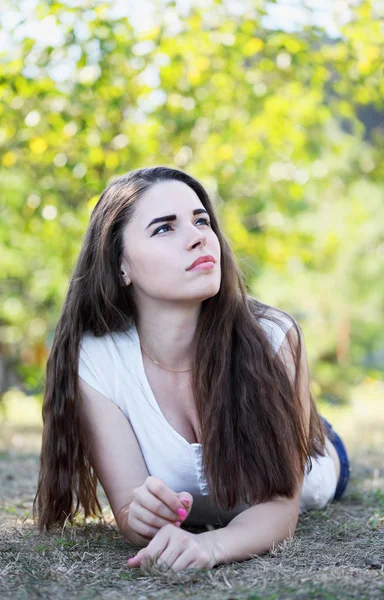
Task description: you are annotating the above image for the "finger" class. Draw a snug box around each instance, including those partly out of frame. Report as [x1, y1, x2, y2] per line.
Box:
[157, 543, 185, 570]
[177, 492, 193, 510]
[140, 487, 181, 522]
[137, 524, 173, 571]
[170, 551, 198, 572]
[127, 548, 145, 568]
[129, 514, 159, 540]
[146, 477, 185, 516]
[136, 504, 180, 530]
[176, 492, 193, 518]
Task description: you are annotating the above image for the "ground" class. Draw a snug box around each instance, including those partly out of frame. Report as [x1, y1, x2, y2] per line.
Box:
[0, 380, 383, 599]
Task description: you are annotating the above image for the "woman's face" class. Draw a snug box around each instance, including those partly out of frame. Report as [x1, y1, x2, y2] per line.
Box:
[120, 180, 221, 305]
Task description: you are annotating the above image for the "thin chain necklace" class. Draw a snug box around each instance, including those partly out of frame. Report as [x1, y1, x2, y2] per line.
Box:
[140, 343, 192, 373]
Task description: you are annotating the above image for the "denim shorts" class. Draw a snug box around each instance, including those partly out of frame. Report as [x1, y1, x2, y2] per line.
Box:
[319, 416, 351, 501]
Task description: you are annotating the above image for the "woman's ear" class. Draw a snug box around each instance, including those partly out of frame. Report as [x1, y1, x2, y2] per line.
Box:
[120, 268, 131, 286]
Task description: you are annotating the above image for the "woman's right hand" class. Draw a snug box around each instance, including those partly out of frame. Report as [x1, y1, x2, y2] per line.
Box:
[128, 476, 194, 540]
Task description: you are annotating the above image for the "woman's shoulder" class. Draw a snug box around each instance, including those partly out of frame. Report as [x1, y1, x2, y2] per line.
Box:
[254, 302, 297, 356]
[79, 322, 137, 359]
[78, 323, 138, 401]
[258, 304, 296, 330]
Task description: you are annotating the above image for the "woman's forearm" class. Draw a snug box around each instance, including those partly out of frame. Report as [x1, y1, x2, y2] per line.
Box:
[197, 495, 300, 566]
[115, 503, 150, 548]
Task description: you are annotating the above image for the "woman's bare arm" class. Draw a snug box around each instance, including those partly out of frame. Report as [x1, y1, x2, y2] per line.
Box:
[78, 377, 151, 548]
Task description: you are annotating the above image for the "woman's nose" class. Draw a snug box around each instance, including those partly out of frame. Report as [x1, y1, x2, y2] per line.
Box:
[187, 230, 207, 250]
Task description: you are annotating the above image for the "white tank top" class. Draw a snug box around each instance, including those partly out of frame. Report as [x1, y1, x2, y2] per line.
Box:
[78, 309, 337, 526]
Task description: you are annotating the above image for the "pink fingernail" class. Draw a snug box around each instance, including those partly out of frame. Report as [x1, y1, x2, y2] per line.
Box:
[177, 508, 187, 518]
[175, 521, 181, 527]
[181, 498, 190, 507]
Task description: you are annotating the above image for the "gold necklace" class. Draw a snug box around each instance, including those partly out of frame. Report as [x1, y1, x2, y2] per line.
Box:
[140, 343, 192, 373]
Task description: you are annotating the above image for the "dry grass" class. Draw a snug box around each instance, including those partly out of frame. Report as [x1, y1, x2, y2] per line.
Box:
[0, 379, 383, 599]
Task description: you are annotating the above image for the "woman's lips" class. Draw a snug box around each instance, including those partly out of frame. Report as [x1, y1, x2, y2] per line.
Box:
[188, 261, 215, 272]
[187, 255, 216, 270]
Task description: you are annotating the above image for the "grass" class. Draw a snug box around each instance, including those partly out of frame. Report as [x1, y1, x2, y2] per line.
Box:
[0, 378, 383, 599]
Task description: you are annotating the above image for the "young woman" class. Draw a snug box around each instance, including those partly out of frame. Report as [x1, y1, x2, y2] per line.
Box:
[33, 166, 351, 572]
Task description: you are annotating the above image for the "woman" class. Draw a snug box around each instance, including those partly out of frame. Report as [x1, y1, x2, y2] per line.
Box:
[33, 166, 351, 572]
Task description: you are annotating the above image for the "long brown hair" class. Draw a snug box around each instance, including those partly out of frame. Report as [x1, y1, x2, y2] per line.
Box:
[33, 166, 326, 530]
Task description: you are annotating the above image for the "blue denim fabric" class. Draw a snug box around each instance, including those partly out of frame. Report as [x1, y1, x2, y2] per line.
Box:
[319, 416, 351, 501]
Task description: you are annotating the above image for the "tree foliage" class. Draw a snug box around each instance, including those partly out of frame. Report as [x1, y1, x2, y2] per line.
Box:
[1, 0, 383, 401]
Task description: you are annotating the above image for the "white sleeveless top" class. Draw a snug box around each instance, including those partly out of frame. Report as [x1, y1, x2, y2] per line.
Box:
[78, 310, 337, 527]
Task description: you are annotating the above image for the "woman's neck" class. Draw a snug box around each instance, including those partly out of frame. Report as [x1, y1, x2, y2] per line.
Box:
[135, 307, 200, 371]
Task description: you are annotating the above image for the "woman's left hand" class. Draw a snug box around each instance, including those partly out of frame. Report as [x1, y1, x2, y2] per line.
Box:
[127, 524, 216, 572]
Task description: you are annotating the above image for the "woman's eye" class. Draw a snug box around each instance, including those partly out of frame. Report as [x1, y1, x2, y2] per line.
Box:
[153, 218, 210, 235]
[154, 224, 171, 234]
[197, 217, 211, 226]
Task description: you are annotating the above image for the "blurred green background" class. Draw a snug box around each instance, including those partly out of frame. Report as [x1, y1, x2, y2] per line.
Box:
[1, 0, 383, 448]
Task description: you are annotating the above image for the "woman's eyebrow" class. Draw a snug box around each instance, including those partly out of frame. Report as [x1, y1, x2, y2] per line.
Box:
[146, 208, 208, 229]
